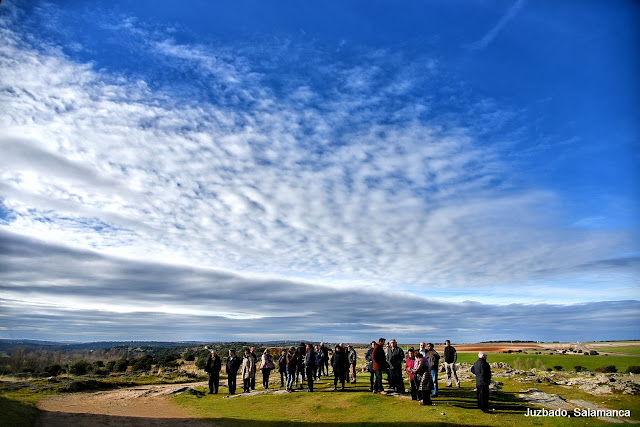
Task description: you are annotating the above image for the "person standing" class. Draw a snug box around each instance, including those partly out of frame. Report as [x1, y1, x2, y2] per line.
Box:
[241, 349, 255, 393]
[285, 346, 297, 392]
[314, 345, 322, 380]
[405, 348, 419, 400]
[371, 338, 387, 394]
[260, 348, 275, 389]
[304, 343, 316, 392]
[426, 343, 440, 397]
[331, 344, 349, 391]
[444, 340, 460, 387]
[249, 347, 258, 390]
[278, 348, 287, 387]
[320, 342, 330, 376]
[225, 349, 241, 395]
[409, 351, 434, 406]
[296, 342, 306, 389]
[205, 349, 221, 394]
[471, 352, 492, 413]
[418, 342, 427, 358]
[365, 341, 376, 391]
[386, 339, 405, 393]
[347, 345, 357, 384]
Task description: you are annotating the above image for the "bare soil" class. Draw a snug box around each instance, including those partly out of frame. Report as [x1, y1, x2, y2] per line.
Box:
[37, 382, 211, 427]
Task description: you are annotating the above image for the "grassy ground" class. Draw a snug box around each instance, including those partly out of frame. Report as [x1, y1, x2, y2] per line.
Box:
[589, 346, 640, 355]
[174, 371, 640, 426]
[455, 352, 640, 372]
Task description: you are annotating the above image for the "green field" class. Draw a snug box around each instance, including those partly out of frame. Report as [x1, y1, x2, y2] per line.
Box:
[455, 352, 640, 372]
[589, 346, 640, 355]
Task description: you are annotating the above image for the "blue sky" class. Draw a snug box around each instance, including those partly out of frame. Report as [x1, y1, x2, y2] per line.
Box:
[0, 0, 638, 342]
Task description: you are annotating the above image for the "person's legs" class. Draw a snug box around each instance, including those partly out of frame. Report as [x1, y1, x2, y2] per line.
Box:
[212, 372, 219, 394]
[446, 363, 453, 386]
[410, 378, 418, 400]
[478, 385, 490, 412]
[374, 369, 383, 392]
[452, 363, 460, 386]
[306, 367, 314, 391]
[286, 367, 294, 391]
[228, 375, 236, 394]
[208, 374, 214, 394]
[431, 369, 438, 396]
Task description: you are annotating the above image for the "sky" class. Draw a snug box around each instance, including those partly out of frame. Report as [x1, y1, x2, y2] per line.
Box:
[0, 0, 638, 343]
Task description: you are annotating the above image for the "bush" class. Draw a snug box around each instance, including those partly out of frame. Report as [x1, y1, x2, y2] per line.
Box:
[106, 361, 116, 372]
[184, 351, 196, 362]
[589, 350, 599, 356]
[68, 360, 91, 376]
[595, 365, 617, 373]
[625, 366, 640, 374]
[574, 365, 587, 372]
[553, 365, 563, 371]
[131, 355, 155, 371]
[114, 358, 129, 372]
[44, 364, 63, 376]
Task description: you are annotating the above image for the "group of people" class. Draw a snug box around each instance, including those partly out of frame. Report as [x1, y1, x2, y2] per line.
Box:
[204, 339, 492, 412]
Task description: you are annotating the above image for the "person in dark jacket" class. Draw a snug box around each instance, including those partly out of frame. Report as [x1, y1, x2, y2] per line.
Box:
[371, 338, 387, 394]
[320, 342, 330, 376]
[471, 352, 492, 413]
[296, 342, 306, 389]
[365, 341, 375, 391]
[278, 348, 287, 387]
[426, 343, 440, 397]
[205, 349, 222, 394]
[444, 340, 460, 387]
[347, 345, 357, 383]
[386, 339, 405, 393]
[314, 345, 322, 380]
[304, 343, 316, 392]
[331, 344, 349, 390]
[225, 349, 241, 395]
[248, 347, 258, 390]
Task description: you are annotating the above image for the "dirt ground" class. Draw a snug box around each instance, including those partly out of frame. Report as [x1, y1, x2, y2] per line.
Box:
[37, 382, 211, 427]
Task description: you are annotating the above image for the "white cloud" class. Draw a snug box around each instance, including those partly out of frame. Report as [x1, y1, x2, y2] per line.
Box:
[0, 7, 636, 315]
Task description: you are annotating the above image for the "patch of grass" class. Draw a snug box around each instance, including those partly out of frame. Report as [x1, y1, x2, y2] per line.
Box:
[174, 373, 639, 426]
[0, 388, 58, 427]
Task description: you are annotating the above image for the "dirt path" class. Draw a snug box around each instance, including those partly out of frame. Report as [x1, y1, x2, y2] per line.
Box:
[37, 382, 211, 427]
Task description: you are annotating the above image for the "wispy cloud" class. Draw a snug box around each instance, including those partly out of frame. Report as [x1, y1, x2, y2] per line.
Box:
[470, 0, 526, 50]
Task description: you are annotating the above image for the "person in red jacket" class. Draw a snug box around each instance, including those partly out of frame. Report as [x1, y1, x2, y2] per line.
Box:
[371, 337, 387, 394]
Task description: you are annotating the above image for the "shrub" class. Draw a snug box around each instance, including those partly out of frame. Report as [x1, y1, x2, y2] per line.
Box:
[625, 366, 640, 374]
[589, 350, 599, 356]
[574, 365, 587, 372]
[44, 364, 63, 376]
[114, 358, 129, 372]
[131, 355, 155, 371]
[595, 365, 617, 373]
[184, 351, 196, 362]
[553, 365, 563, 371]
[68, 360, 91, 376]
[105, 361, 116, 372]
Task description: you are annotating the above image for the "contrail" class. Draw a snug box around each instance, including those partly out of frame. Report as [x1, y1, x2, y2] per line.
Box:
[471, 0, 526, 50]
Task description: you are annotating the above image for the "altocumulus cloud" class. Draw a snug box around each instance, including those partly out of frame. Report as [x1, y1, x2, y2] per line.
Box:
[0, 3, 638, 341]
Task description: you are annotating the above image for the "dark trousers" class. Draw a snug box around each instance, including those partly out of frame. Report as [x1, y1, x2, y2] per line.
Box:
[323, 358, 329, 375]
[369, 370, 375, 390]
[262, 368, 272, 389]
[409, 378, 419, 400]
[306, 366, 315, 391]
[208, 372, 219, 394]
[228, 373, 237, 394]
[243, 378, 251, 393]
[334, 371, 346, 389]
[250, 374, 256, 390]
[477, 384, 490, 412]
[373, 369, 384, 392]
[389, 367, 405, 392]
[279, 370, 285, 386]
